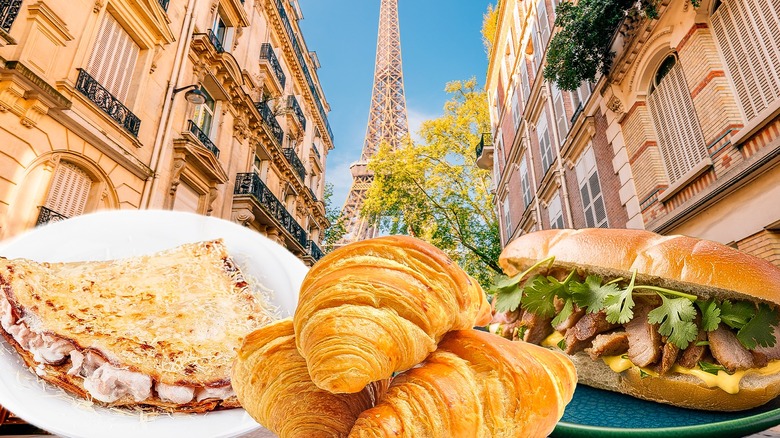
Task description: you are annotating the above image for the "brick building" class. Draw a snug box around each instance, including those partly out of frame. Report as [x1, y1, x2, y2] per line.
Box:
[0, 0, 332, 266]
[481, 0, 780, 265]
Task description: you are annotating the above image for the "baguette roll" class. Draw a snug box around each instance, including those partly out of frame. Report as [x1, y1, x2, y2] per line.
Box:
[494, 228, 780, 411]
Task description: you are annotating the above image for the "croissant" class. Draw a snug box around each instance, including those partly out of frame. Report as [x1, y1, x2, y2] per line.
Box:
[232, 319, 387, 438]
[349, 329, 577, 438]
[294, 235, 492, 393]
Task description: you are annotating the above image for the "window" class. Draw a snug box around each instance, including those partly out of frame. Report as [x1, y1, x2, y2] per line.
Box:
[537, 110, 554, 173]
[521, 64, 531, 104]
[548, 193, 564, 229]
[45, 163, 92, 218]
[711, 0, 780, 123]
[192, 88, 216, 137]
[531, 24, 542, 73]
[646, 55, 708, 184]
[537, 0, 550, 45]
[551, 82, 568, 141]
[87, 13, 140, 102]
[210, 11, 233, 52]
[503, 196, 512, 241]
[511, 87, 522, 129]
[520, 156, 532, 209]
[576, 147, 608, 228]
[570, 81, 592, 122]
[173, 182, 201, 213]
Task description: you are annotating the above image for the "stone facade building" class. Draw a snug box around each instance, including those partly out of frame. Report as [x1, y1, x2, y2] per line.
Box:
[482, 0, 780, 266]
[0, 0, 332, 265]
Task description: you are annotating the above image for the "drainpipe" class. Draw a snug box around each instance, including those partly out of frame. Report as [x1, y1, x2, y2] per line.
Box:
[140, 0, 200, 209]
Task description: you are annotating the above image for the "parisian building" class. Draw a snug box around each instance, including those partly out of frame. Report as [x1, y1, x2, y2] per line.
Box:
[0, 0, 332, 266]
[481, 0, 780, 266]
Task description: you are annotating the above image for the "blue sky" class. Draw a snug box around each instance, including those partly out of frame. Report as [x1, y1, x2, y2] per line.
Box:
[296, 0, 494, 210]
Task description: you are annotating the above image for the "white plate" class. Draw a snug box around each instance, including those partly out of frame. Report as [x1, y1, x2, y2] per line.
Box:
[0, 210, 306, 438]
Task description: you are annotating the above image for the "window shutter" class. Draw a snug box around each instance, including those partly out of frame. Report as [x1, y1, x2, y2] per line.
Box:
[575, 147, 608, 228]
[520, 157, 532, 208]
[711, 0, 780, 122]
[552, 82, 568, 141]
[537, 0, 550, 45]
[511, 88, 522, 129]
[45, 163, 92, 218]
[503, 196, 512, 241]
[647, 62, 707, 184]
[537, 111, 554, 172]
[521, 66, 531, 104]
[87, 13, 140, 102]
[531, 25, 542, 71]
[548, 194, 564, 229]
[173, 183, 201, 213]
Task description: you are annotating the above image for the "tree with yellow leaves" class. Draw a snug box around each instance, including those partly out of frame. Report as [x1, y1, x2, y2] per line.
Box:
[361, 78, 501, 287]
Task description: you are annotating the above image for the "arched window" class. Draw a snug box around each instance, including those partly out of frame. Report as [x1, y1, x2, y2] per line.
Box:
[710, 0, 780, 123]
[646, 54, 708, 185]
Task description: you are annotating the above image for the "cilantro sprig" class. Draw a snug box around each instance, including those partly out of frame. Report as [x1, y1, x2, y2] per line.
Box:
[647, 294, 698, 349]
[489, 256, 556, 313]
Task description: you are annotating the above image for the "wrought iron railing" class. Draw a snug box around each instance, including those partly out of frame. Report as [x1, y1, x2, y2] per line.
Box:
[158, 0, 170, 11]
[234, 172, 308, 248]
[187, 120, 220, 158]
[259, 43, 286, 90]
[207, 29, 225, 53]
[0, 0, 22, 33]
[36, 206, 68, 226]
[308, 186, 317, 202]
[76, 69, 141, 137]
[570, 102, 584, 125]
[283, 148, 306, 182]
[273, 0, 333, 142]
[308, 239, 324, 261]
[475, 132, 493, 160]
[312, 145, 321, 160]
[287, 95, 306, 130]
[255, 101, 284, 145]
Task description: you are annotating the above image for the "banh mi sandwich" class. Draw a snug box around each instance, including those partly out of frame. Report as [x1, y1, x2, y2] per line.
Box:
[0, 240, 275, 412]
[489, 228, 780, 411]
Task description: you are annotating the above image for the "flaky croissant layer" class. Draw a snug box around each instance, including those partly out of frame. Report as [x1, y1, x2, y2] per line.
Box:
[349, 329, 577, 438]
[295, 235, 492, 393]
[232, 319, 387, 438]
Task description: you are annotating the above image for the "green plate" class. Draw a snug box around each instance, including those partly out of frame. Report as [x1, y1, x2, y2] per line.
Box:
[552, 385, 780, 438]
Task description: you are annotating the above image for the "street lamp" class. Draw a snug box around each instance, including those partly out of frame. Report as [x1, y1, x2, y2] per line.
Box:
[172, 84, 207, 105]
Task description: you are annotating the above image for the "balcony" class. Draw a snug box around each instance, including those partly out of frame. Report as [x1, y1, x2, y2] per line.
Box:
[272, 0, 333, 143]
[234, 172, 308, 250]
[308, 186, 317, 202]
[283, 148, 306, 182]
[207, 29, 225, 53]
[36, 206, 68, 226]
[157, 0, 169, 11]
[475, 133, 494, 170]
[187, 120, 220, 158]
[255, 101, 284, 145]
[308, 239, 324, 262]
[259, 43, 286, 94]
[75, 69, 141, 137]
[286, 95, 306, 131]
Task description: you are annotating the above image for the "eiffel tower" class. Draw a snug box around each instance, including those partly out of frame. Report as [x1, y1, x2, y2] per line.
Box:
[337, 0, 409, 245]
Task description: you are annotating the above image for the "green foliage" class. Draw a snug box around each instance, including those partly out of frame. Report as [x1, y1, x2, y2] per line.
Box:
[321, 182, 346, 253]
[647, 294, 698, 349]
[361, 78, 500, 287]
[696, 299, 721, 332]
[571, 275, 620, 313]
[737, 304, 779, 349]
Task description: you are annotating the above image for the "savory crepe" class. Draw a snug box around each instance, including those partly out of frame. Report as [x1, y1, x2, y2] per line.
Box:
[0, 240, 275, 412]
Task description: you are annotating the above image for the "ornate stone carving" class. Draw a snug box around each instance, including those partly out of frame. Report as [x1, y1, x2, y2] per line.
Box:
[233, 208, 255, 226]
[206, 186, 218, 215]
[93, 0, 103, 13]
[607, 95, 625, 116]
[169, 156, 186, 198]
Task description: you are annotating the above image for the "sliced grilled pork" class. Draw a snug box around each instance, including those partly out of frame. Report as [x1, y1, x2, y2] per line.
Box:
[754, 325, 780, 361]
[709, 324, 754, 372]
[678, 329, 708, 368]
[520, 311, 554, 344]
[554, 304, 586, 332]
[586, 331, 629, 360]
[658, 341, 680, 375]
[625, 303, 662, 367]
[563, 311, 619, 354]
